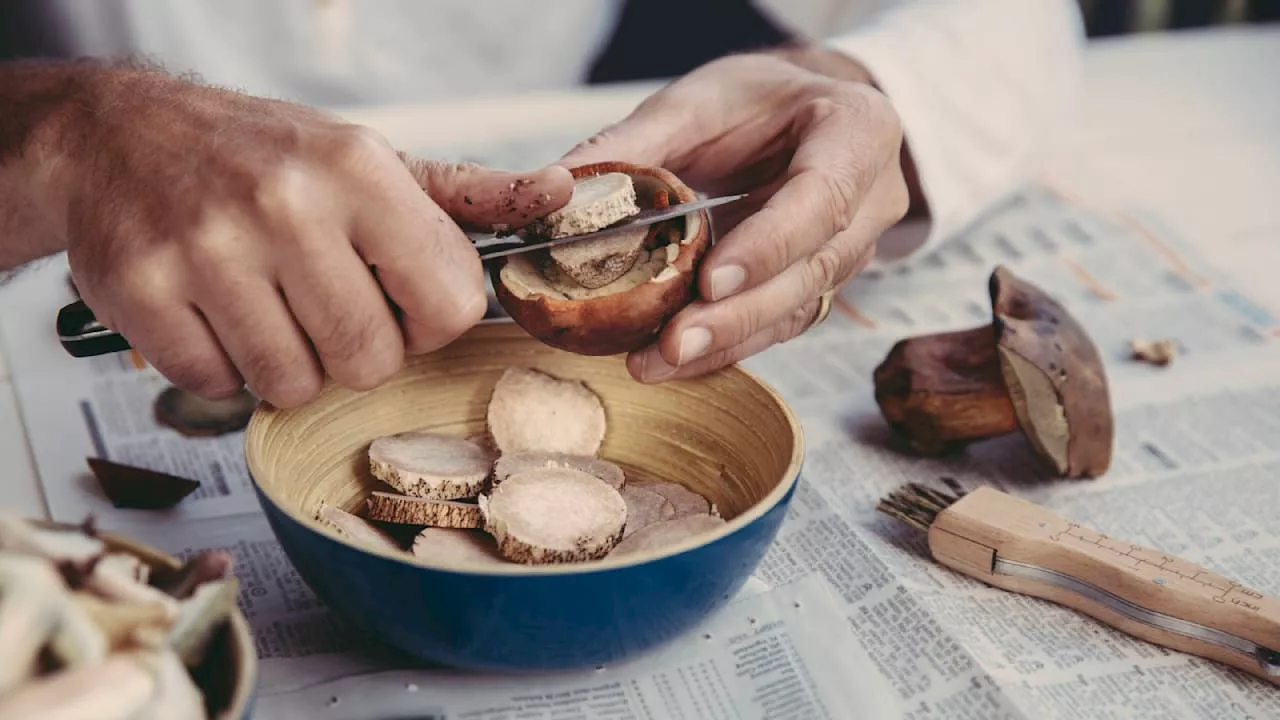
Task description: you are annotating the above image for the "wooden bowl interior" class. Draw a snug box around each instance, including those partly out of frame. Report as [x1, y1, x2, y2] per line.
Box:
[246, 322, 802, 569]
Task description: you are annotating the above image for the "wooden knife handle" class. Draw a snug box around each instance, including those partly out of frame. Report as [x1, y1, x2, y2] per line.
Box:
[927, 487, 1280, 684]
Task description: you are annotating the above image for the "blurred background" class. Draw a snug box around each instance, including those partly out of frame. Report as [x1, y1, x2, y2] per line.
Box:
[2, 0, 1278, 81]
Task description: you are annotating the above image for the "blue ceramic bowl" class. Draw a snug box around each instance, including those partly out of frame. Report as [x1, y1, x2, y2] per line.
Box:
[244, 320, 804, 672]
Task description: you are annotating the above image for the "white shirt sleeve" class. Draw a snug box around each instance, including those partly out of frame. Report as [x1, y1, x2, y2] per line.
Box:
[821, 0, 1087, 263]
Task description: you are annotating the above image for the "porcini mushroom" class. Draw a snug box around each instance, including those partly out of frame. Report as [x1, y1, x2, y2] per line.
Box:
[873, 265, 1113, 478]
[491, 162, 711, 356]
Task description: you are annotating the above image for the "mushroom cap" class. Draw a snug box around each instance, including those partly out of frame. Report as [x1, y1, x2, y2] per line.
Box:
[989, 265, 1113, 477]
[491, 161, 711, 356]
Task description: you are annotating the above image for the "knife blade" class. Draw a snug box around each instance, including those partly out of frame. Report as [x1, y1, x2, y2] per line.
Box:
[474, 193, 747, 261]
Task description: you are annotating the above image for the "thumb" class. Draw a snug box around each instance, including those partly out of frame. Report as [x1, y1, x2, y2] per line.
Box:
[398, 154, 575, 232]
[558, 97, 689, 170]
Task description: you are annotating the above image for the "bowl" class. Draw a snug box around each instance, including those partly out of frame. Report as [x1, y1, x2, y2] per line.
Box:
[243, 320, 804, 672]
[35, 520, 258, 719]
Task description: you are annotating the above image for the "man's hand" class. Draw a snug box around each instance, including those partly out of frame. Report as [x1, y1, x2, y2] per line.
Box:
[561, 49, 910, 382]
[43, 66, 573, 408]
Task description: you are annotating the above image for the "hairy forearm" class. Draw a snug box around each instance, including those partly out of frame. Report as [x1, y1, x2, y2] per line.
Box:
[0, 59, 125, 272]
[0, 60, 88, 270]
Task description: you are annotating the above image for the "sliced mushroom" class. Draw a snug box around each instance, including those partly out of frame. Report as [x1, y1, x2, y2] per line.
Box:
[367, 431, 494, 500]
[168, 578, 239, 669]
[873, 265, 1114, 478]
[492, 451, 625, 489]
[364, 492, 482, 528]
[485, 367, 607, 457]
[479, 467, 627, 564]
[0, 515, 105, 567]
[610, 514, 726, 557]
[315, 502, 402, 553]
[523, 172, 640, 239]
[148, 550, 233, 600]
[130, 649, 207, 720]
[0, 650, 159, 720]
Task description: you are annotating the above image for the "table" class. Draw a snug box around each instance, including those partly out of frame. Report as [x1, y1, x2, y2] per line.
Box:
[1, 17, 1277, 579]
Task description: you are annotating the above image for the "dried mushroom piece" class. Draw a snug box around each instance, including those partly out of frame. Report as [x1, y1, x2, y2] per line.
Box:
[411, 528, 506, 567]
[168, 579, 239, 669]
[479, 467, 627, 565]
[0, 516, 236, 720]
[364, 492, 483, 528]
[492, 451, 625, 489]
[154, 386, 258, 438]
[368, 431, 493, 500]
[315, 502, 402, 553]
[523, 172, 640, 239]
[628, 480, 710, 518]
[610, 514, 725, 557]
[149, 550, 233, 600]
[1129, 338, 1177, 367]
[873, 265, 1114, 478]
[86, 458, 201, 510]
[619, 485, 675, 538]
[0, 650, 159, 720]
[548, 225, 650, 289]
[486, 367, 606, 457]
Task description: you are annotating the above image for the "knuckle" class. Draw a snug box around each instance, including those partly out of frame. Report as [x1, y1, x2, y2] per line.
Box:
[818, 168, 862, 232]
[251, 162, 314, 224]
[728, 301, 768, 346]
[152, 352, 242, 399]
[240, 348, 308, 405]
[806, 243, 846, 294]
[328, 124, 394, 171]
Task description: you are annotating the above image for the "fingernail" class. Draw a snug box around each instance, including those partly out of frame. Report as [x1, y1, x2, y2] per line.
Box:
[709, 265, 746, 301]
[677, 327, 712, 365]
[639, 348, 677, 381]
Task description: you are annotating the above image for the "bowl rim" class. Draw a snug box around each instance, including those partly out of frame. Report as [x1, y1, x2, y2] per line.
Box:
[244, 319, 806, 577]
[30, 518, 258, 718]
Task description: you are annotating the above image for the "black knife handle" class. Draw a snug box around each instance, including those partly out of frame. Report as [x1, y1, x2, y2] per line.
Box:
[56, 299, 133, 357]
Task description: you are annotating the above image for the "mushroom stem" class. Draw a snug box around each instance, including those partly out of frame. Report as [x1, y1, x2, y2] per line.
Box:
[873, 324, 1019, 455]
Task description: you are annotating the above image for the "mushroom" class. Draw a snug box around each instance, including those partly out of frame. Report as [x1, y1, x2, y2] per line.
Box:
[872, 265, 1114, 478]
[0, 650, 159, 720]
[491, 162, 711, 356]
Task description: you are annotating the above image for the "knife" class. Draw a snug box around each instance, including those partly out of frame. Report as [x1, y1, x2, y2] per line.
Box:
[54, 193, 746, 358]
[472, 192, 746, 260]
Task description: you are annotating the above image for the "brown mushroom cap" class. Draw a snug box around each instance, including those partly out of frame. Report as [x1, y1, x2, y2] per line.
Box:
[491, 161, 711, 356]
[990, 265, 1113, 477]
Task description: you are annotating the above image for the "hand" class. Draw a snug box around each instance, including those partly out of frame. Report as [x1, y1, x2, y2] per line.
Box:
[53, 67, 574, 408]
[560, 49, 910, 382]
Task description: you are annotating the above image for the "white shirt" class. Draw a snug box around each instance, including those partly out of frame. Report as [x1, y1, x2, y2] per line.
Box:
[37, 0, 1086, 260]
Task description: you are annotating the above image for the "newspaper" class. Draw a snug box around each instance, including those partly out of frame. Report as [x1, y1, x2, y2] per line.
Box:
[2, 129, 1279, 719]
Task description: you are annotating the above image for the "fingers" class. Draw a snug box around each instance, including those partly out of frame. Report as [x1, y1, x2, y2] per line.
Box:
[557, 94, 692, 169]
[195, 276, 325, 410]
[113, 300, 246, 400]
[654, 218, 878, 370]
[343, 148, 488, 355]
[399, 154, 575, 232]
[276, 232, 405, 391]
[697, 94, 893, 304]
[628, 301, 822, 383]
